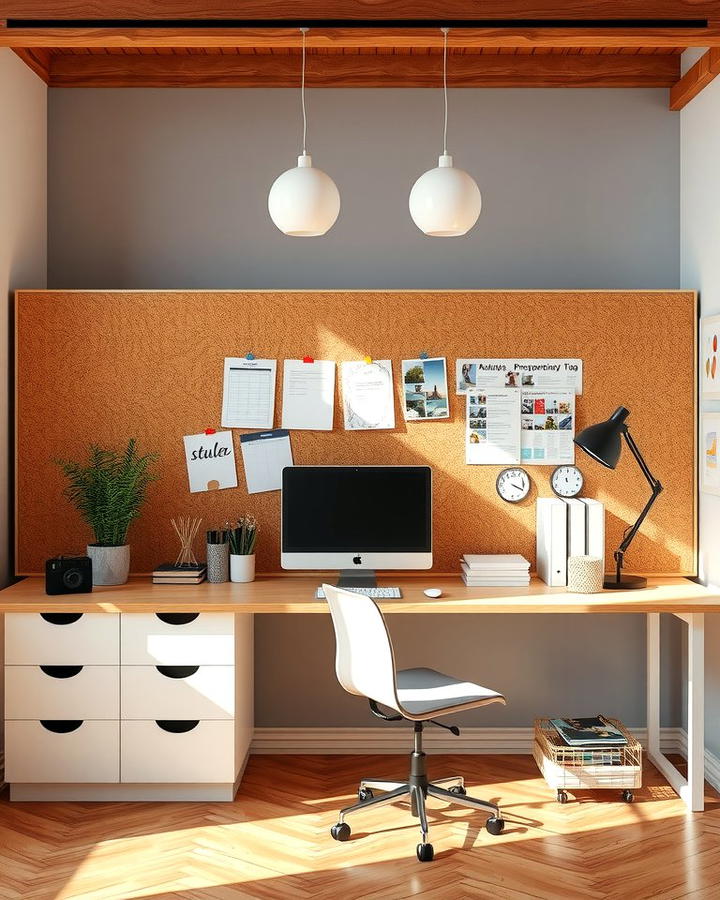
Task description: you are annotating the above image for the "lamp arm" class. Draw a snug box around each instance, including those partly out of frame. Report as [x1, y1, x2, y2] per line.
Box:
[616, 428, 663, 557]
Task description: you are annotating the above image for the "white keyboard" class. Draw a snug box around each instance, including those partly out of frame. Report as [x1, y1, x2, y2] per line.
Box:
[315, 586, 403, 599]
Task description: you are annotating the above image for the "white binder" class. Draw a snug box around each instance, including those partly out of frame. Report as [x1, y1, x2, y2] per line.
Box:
[581, 498, 606, 573]
[564, 498, 588, 559]
[536, 498, 568, 586]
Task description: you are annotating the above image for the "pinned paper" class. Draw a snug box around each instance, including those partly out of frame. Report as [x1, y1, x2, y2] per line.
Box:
[342, 359, 395, 431]
[281, 359, 335, 431]
[183, 430, 238, 493]
[240, 429, 293, 494]
[402, 357, 450, 421]
[221, 356, 277, 429]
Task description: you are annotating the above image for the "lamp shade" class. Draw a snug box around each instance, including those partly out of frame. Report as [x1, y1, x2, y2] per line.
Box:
[268, 154, 340, 237]
[409, 154, 481, 237]
[573, 406, 630, 469]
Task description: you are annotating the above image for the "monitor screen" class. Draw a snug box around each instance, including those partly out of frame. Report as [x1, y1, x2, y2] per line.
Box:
[282, 466, 432, 555]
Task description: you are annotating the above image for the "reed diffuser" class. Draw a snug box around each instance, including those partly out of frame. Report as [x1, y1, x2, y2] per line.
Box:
[228, 515, 258, 583]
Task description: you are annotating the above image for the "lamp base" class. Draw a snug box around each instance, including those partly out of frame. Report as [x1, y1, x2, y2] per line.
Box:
[603, 574, 647, 591]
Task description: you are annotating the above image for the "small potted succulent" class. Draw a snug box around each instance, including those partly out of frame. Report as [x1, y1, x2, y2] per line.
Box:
[228, 515, 258, 583]
[55, 439, 159, 585]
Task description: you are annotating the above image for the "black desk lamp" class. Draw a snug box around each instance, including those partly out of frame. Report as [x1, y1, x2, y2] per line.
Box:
[574, 406, 663, 590]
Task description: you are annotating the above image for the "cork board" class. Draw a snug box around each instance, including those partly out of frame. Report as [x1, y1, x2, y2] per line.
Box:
[15, 291, 697, 576]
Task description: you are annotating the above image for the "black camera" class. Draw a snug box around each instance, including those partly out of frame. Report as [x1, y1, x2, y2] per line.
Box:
[45, 556, 93, 596]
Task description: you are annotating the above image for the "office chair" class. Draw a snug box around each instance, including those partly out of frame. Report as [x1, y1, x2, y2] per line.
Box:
[322, 583, 506, 862]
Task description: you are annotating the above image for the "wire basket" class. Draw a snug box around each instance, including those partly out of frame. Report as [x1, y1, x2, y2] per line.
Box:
[534, 717, 642, 803]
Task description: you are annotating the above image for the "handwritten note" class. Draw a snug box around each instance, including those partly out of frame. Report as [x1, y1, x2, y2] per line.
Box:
[183, 431, 238, 493]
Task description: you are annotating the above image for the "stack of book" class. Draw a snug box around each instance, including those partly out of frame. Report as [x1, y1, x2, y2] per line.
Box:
[152, 563, 207, 585]
[550, 715, 628, 748]
[461, 554, 531, 587]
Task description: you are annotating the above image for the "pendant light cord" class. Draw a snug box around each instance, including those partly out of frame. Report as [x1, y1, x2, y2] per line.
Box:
[442, 27, 449, 156]
[301, 27, 308, 155]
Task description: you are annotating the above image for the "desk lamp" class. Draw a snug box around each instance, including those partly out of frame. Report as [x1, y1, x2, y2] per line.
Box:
[574, 406, 663, 590]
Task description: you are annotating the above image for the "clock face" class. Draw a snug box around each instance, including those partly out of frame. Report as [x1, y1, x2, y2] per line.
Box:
[496, 468, 531, 503]
[551, 465, 584, 498]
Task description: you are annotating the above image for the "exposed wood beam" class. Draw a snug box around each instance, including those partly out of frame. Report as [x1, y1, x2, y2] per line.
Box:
[669, 46, 720, 108]
[47, 49, 680, 88]
[2, 25, 720, 49]
[11, 46, 50, 82]
[1, 1, 717, 20]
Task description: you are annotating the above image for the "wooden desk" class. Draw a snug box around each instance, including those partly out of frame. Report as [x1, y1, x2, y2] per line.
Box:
[2, 574, 715, 811]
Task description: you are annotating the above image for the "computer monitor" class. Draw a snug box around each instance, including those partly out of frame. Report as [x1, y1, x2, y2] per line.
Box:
[281, 465, 432, 584]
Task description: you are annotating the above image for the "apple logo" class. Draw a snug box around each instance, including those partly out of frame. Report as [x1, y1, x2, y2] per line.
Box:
[353, 555, 362, 565]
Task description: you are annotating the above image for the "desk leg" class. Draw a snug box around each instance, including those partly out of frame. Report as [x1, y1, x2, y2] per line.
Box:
[646, 612, 705, 812]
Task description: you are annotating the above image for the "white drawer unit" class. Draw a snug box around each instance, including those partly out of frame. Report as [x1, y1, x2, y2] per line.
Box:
[121, 665, 234, 720]
[121, 720, 236, 783]
[121, 613, 235, 665]
[5, 613, 119, 665]
[5, 720, 120, 783]
[5, 665, 119, 720]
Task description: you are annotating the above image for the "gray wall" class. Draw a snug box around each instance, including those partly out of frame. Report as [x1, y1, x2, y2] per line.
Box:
[48, 87, 683, 728]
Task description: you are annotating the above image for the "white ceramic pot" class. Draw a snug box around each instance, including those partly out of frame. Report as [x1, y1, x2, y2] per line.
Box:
[230, 553, 255, 584]
[87, 544, 130, 586]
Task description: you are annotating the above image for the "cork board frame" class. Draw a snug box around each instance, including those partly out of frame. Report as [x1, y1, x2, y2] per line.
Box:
[15, 290, 697, 576]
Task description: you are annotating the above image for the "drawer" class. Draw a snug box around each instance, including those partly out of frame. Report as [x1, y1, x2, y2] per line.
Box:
[5, 665, 119, 720]
[121, 665, 234, 720]
[121, 613, 235, 665]
[121, 720, 236, 783]
[5, 613, 119, 665]
[4, 720, 119, 783]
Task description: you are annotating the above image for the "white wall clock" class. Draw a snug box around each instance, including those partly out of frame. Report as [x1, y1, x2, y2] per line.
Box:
[551, 465, 584, 498]
[496, 468, 531, 503]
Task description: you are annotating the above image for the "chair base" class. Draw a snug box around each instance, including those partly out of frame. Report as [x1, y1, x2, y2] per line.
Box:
[331, 723, 505, 860]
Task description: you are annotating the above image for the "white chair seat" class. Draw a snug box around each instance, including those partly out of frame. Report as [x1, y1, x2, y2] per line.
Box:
[395, 667, 505, 718]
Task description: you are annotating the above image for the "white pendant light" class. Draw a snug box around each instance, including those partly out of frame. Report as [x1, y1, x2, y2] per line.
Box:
[268, 28, 340, 237]
[409, 28, 482, 237]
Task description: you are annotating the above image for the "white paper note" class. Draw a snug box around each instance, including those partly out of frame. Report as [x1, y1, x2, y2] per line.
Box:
[456, 358, 582, 395]
[341, 360, 395, 431]
[281, 359, 336, 431]
[240, 429, 293, 494]
[466, 390, 521, 465]
[221, 357, 277, 429]
[183, 430, 238, 493]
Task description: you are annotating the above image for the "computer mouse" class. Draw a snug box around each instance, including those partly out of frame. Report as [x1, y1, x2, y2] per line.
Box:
[423, 588, 443, 598]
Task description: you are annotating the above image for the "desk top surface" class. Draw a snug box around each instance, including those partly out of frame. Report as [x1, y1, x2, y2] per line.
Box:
[0, 575, 718, 614]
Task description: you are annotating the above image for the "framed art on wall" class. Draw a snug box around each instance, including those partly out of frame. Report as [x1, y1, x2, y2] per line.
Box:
[700, 413, 720, 496]
[700, 314, 720, 399]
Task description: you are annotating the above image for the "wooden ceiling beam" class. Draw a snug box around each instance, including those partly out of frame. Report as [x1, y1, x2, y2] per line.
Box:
[669, 47, 720, 108]
[1, 1, 717, 19]
[2, 25, 720, 49]
[11, 47, 50, 82]
[46, 49, 679, 88]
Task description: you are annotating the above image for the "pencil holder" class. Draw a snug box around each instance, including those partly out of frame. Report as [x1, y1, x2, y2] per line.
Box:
[206, 541, 229, 584]
[568, 555, 603, 593]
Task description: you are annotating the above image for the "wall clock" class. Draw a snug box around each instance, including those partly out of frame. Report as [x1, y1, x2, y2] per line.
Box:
[496, 468, 531, 503]
[550, 465, 584, 498]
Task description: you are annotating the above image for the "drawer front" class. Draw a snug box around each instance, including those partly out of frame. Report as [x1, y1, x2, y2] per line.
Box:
[5, 720, 119, 783]
[121, 613, 235, 665]
[5, 613, 119, 665]
[121, 720, 236, 783]
[5, 666, 119, 720]
[121, 665, 234, 720]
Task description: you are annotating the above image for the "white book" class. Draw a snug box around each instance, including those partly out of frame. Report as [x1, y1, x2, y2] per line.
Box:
[581, 498, 606, 573]
[564, 498, 587, 559]
[536, 498, 568, 586]
[462, 554, 530, 570]
[462, 576, 530, 586]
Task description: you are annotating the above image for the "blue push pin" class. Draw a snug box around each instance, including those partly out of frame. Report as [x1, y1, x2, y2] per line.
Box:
[245, 352, 256, 360]
[419, 350, 429, 360]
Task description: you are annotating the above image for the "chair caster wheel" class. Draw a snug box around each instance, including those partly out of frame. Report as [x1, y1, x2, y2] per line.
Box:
[557, 790, 569, 804]
[358, 787, 374, 802]
[330, 823, 351, 842]
[416, 842, 434, 862]
[486, 816, 505, 836]
[622, 790, 634, 803]
[449, 785, 467, 796]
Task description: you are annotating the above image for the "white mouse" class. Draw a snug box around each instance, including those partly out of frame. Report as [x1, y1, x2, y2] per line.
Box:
[423, 588, 443, 598]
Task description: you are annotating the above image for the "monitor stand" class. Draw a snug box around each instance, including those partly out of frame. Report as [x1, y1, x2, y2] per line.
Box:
[336, 570, 377, 589]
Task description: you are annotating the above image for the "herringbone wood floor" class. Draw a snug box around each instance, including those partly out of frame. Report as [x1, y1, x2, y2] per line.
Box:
[0, 754, 718, 900]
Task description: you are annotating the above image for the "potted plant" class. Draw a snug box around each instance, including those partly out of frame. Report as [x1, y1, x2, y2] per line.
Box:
[55, 439, 159, 585]
[228, 515, 258, 583]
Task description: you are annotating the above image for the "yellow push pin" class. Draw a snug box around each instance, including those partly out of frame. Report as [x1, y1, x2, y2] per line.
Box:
[363, 355, 373, 364]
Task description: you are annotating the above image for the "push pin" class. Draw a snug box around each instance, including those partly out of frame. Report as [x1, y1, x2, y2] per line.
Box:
[204, 427, 216, 435]
[303, 355, 314, 363]
[419, 350, 429, 360]
[364, 355, 373, 364]
[245, 352, 255, 361]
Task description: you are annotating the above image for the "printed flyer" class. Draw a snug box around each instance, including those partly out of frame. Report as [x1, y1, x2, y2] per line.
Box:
[520, 390, 575, 465]
[466, 390, 522, 465]
[456, 358, 582, 395]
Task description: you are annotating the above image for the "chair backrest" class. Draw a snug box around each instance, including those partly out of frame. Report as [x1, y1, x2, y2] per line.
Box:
[322, 583, 400, 714]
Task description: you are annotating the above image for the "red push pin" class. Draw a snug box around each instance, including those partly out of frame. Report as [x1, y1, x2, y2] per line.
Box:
[204, 427, 216, 435]
[303, 355, 314, 363]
